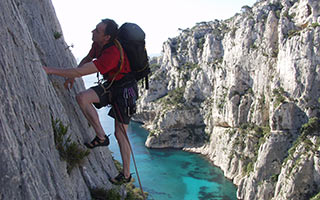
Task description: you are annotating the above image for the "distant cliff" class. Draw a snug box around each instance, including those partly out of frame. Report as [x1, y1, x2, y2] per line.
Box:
[134, 0, 320, 199]
[0, 0, 119, 199]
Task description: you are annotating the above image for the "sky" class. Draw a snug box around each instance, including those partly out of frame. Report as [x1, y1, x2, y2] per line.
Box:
[51, 0, 257, 60]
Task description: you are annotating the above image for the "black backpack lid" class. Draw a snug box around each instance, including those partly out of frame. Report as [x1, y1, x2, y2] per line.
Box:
[118, 23, 145, 41]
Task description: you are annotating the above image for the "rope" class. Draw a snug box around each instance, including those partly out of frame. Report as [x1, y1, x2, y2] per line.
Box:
[112, 103, 146, 200]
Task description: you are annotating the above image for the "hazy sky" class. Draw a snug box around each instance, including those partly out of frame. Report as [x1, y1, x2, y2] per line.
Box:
[52, 0, 257, 59]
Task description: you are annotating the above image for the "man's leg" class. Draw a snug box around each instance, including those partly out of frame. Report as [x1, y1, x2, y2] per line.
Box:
[76, 89, 106, 140]
[114, 120, 131, 179]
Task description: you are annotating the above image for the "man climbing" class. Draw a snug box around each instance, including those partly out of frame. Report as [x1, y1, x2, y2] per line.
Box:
[43, 18, 137, 185]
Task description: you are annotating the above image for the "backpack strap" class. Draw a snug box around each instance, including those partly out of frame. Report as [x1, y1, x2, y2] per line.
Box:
[109, 39, 124, 83]
[97, 39, 124, 90]
[96, 41, 115, 83]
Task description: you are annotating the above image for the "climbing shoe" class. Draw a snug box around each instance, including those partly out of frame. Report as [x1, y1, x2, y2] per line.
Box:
[109, 172, 132, 185]
[84, 135, 109, 149]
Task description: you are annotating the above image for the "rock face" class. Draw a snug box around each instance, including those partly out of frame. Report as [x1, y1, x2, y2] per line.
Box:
[135, 0, 320, 199]
[0, 0, 118, 199]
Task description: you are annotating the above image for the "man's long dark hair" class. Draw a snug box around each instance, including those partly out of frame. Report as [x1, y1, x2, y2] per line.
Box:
[102, 18, 118, 41]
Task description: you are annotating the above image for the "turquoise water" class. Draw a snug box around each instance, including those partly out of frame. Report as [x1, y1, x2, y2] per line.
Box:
[83, 75, 237, 200]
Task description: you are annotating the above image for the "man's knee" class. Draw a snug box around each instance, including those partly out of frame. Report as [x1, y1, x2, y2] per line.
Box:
[76, 91, 88, 106]
[76, 89, 100, 108]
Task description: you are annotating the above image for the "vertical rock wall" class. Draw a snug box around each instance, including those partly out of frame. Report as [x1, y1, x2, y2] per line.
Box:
[0, 0, 118, 199]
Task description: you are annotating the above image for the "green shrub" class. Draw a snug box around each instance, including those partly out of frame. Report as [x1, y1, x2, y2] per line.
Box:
[311, 192, 320, 200]
[250, 43, 258, 49]
[231, 27, 237, 38]
[301, 117, 320, 136]
[160, 87, 186, 107]
[237, 123, 270, 175]
[275, 10, 281, 19]
[112, 158, 123, 172]
[285, 117, 320, 163]
[89, 184, 148, 200]
[125, 182, 148, 200]
[197, 38, 206, 50]
[148, 130, 156, 137]
[268, 2, 284, 19]
[52, 118, 90, 173]
[273, 88, 286, 107]
[271, 48, 279, 57]
[53, 31, 62, 39]
[311, 23, 320, 28]
[149, 63, 160, 72]
[283, 10, 295, 20]
[270, 174, 279, 182]
[288, 29, 300, 39]
[90, 188, 121, 200]
[227, 128, 237, 137]
[243, 161, 254, 175]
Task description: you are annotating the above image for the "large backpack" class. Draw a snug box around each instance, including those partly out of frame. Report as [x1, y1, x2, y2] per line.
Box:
[117, 23, 150, 89]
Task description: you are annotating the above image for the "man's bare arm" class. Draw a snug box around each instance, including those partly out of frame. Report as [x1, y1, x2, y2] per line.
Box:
[43, 61, 99, 78]
[63, 54, 94, 89]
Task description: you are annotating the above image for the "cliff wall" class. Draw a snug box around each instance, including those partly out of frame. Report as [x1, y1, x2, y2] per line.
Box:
[0, 0, 118, 199]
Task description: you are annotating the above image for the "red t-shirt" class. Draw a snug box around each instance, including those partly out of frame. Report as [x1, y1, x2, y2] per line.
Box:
[89, 42, 131, 81]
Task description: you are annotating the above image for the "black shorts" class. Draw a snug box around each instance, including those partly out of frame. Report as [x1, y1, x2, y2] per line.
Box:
[91, 80, 138, 125]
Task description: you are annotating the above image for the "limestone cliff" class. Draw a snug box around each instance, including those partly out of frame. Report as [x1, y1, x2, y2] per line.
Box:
[135, 0, 320, 199]
[0, 0, 119, 199]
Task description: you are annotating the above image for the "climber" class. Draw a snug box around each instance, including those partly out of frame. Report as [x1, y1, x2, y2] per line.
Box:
[43, 18, 137, 185]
